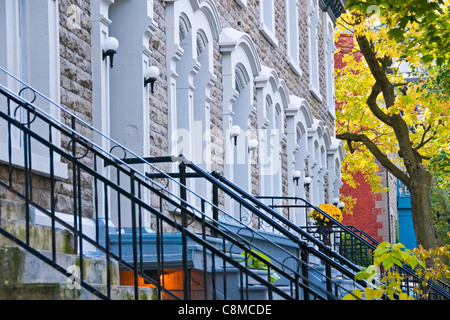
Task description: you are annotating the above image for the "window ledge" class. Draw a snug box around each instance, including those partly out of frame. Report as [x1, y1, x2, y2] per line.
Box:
[235, 0, 247, 8]
[287, 56, 302, 77]
[0, 144, 68, 180]
[259, 23, 278, 48]
[309, 84, 323, 103]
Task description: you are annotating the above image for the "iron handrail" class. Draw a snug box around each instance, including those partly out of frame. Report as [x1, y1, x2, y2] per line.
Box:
[257, 195, 450, 299]
[0, 69, 356, 299]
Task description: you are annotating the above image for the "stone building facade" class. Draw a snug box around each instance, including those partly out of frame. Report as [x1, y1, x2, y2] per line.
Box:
[0, 0, 345, 230]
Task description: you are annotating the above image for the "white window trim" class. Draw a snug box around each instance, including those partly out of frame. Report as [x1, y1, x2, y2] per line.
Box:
[286, 0, 301, 76]
[323, 12, 336, 117]
[0, 0, 67, 179]
[259, 0, 278, 47]
[235, 0, 247, 8]
[308, 0, 322, 102]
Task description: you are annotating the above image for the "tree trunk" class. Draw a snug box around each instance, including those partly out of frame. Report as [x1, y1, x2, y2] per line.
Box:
[409, 166, 441, 249]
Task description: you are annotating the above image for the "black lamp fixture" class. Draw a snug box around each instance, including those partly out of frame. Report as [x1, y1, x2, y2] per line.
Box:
[304, 176, 312, 189]
[333, 197, 345, 209]
[103, 37, 119, 68]
[144, 66, 160, 94]
[230, 125, 241, 146]
[293, 170, 301, 186]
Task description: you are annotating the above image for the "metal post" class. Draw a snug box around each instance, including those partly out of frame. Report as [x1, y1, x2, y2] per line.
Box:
[179, 162, 190, 299]
[130, 171, 139, 300]
[301, 248, 310, 300]
[212, 184, 219, 237]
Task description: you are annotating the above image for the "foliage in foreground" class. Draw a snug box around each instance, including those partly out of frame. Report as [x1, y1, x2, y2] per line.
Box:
[343, 235, 450, 300]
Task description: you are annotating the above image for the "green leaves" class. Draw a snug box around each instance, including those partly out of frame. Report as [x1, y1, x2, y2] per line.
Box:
[240, 250, 280, 283]
[342, 241, 426, 300]
[387, 28, 404, 41]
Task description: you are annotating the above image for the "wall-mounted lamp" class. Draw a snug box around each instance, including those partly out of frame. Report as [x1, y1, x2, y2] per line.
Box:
[304, 176, 312, 189]
[103, 37, 119, 68]
[248, 138, 258, 153]
[293, 170, 301, 186]
[144, 66, 160, 94]
[332, 197, 340, 206]
[230, 125, 241, 146]
[337, 202, 345, 209]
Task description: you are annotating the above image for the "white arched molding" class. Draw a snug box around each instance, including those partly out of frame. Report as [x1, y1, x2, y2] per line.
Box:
[92, 0, 157, 228]
[307, 119, 324, 206]
[285, 95, 314, 226]
[219, 27, 261, 221]
[165, 0, 221, 208]
[320, 126, 332, 204]
[327, 137, 345, 204]
[255, 66, 288, 200]
[308, 119, 333, 206]
[307, 0, 322, 102]
[165, 0, 220, 157]
[108, 0, 157, 157]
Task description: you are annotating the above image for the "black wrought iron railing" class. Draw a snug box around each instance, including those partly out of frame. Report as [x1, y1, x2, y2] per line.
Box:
[0, 69, 363, 300]
[1, 66, 447, 300]
[257, 196, 450, 300]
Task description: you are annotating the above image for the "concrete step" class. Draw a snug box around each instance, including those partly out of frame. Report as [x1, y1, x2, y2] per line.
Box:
[0, 282, 158, 300]
[0, 219, 76, 254]
[0, 199, 76, 254]
[0, 246, 120, 287]
[0, 246, 158, 300]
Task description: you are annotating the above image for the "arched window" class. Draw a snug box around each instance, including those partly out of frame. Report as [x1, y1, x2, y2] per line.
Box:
[220, 28, 261, 221]
[256, 67, 287, 200]
[165, 0, 221, 212]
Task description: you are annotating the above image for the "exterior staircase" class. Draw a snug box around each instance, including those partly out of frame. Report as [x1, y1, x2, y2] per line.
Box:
[0, 70, 448, 300]
[0, 195, 357, 300]
[0, 198, 157, 300]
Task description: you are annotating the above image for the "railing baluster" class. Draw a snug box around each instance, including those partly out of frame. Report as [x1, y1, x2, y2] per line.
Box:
[116, 168, 122, 259]
[7, 97, 12, 188]
[104, 183, 111, 299]
[49, 123, 56, 262]
[130, 171, 139, 300]
[93, 154, 99, 244]
[179, 162, 190, 300]
[71, 116, 78, 255]
[23, 115, 30, 245]
[77, 165, 84, 282]
[301, 248, 310, 301]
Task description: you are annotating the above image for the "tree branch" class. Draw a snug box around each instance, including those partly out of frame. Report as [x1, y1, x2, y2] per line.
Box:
[356, 35, 396, 109]
[366, 83, 394, 126]
[414, 124, 433, 150]
[336, 131, 411, 185]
